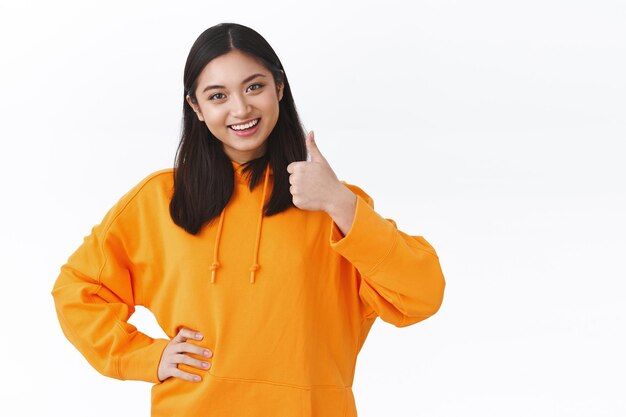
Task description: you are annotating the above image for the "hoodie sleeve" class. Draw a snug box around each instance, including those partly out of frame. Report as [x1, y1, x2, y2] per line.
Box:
[329, 183, 446, 327]
[51, 179, 170, 383]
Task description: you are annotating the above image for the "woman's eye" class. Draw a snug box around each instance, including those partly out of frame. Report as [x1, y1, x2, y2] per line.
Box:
[209, 84, 263, 101]
[247, 83, 264, 92]
[209, 93, 225, 101]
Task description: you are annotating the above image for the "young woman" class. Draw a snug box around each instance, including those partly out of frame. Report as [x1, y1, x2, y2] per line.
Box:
[51, 22, 446, 417]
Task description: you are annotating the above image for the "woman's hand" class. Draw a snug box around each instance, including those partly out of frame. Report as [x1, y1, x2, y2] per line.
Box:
[287, 131, 357, 235]
[157, 327, 213, 383]
[287, 131, 345, 212]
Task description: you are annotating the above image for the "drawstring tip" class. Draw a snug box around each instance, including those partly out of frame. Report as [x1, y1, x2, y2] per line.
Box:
[210, 262, 220, 284]
[249, 264, 260, 284]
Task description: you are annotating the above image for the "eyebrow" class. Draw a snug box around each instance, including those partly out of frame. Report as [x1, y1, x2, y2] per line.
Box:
[201, 73, 267, 93]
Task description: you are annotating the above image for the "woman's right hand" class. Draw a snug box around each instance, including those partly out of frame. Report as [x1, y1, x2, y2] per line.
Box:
[157, 327, 213, 383]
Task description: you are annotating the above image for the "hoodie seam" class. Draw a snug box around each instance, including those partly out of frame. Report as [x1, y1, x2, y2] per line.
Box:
[95, 170, 170, 286]
[207, 372, 349, 391]
[113, 320, 134, 379]
[89, 287, 130, 379]
[115, 353, 122, 380]
[364, 228, 399, 277]
[54, 285, 127, 380]
[55, 305, 112, 377]
[396, 290, 408, 320]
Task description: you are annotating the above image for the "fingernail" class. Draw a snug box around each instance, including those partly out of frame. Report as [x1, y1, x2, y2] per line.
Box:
[194, 376, 201, 382]
[202, 362, 209, 368]
[196, 332, 203, 339]
[204, 350, 212, 357]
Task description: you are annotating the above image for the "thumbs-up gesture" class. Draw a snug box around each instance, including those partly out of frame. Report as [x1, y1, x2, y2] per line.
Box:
[287, 131, 350, 213]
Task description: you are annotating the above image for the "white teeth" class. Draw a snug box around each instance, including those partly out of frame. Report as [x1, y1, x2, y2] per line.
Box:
[230, 118, 259, 131]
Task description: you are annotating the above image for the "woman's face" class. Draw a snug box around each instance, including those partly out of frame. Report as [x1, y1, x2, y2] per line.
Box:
[186, 49, 284, 164]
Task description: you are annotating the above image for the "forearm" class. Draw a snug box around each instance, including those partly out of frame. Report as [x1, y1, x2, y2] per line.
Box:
[328, 188, 446, 326]
[325, 183, 357, 236]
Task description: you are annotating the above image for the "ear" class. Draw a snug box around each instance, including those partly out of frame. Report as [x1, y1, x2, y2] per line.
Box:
[277, 83, 284, 102]
[186, 95, 205, 121]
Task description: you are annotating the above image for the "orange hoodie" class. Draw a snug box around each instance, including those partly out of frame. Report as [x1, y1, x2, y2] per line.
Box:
[51, 161, 445, 417]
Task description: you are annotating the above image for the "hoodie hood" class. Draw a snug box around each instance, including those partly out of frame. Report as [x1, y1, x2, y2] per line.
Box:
[210, 160, 273, 284]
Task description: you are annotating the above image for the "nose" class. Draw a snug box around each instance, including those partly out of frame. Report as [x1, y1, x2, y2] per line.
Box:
[230, 93, 251, 118]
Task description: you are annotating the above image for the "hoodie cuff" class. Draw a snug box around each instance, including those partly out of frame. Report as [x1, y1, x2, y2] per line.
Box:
[329, 195, 397, 275]
[118, 337, 170, 383]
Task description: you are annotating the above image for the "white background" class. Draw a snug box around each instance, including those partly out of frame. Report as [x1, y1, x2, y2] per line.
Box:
[1, 0, 625, 416]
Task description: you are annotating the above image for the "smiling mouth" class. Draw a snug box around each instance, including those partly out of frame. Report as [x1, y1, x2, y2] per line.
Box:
[228, 118, 261, 131]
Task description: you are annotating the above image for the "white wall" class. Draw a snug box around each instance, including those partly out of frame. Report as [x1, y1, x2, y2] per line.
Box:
[1, 0, 624, 415]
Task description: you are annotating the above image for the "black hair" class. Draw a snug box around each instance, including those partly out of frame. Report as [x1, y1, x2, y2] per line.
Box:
[170, 23, 307, 235]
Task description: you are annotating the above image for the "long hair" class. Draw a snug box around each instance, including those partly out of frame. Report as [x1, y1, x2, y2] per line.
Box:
[170, 23, 307, 235]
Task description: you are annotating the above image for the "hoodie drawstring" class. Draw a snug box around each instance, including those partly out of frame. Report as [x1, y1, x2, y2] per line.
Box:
[210, 163, 270, 285]
[249, 165, 270, 284]
[210, 209, 225, 284]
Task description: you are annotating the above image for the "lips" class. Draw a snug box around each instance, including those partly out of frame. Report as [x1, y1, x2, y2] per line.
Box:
[228, 118, 260, 130]
[228, 118, 261, 137]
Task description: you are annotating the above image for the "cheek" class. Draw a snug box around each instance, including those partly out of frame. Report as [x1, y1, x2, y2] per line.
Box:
[202, 115, 230, 142]
[203, 110, 227, 130]
[262, 98, 280, 121]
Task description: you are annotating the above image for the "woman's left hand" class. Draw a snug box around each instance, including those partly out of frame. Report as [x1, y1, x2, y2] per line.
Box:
[287, 131, 348, 213]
